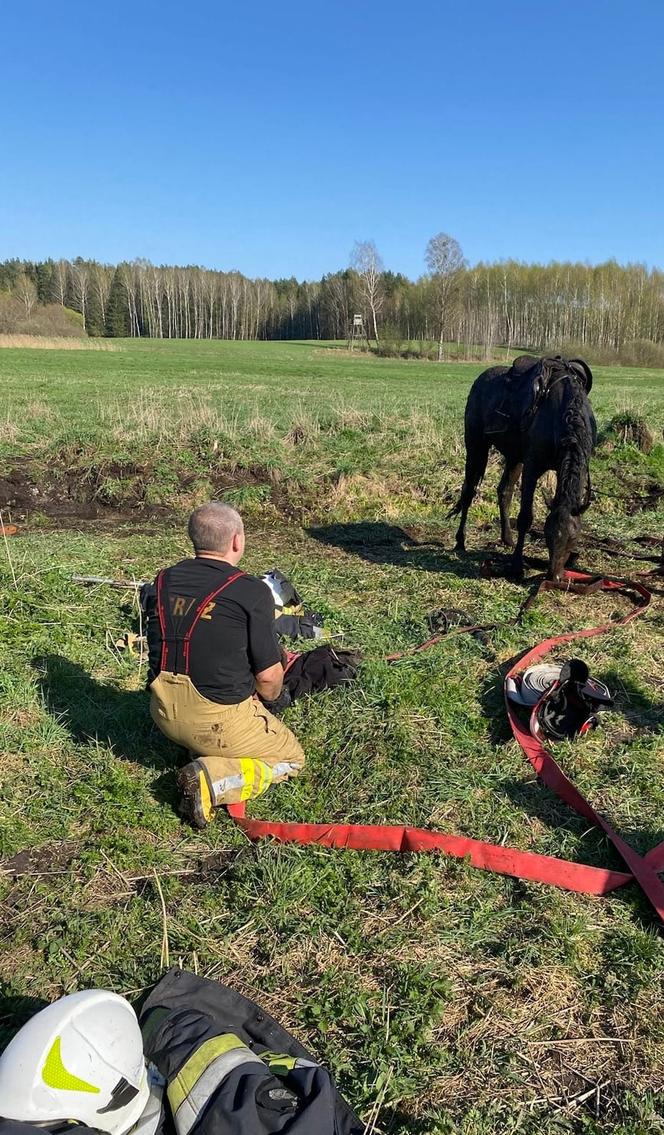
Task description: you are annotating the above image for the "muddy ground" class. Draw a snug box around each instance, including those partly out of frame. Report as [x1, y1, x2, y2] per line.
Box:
[0, 456, 287, 527]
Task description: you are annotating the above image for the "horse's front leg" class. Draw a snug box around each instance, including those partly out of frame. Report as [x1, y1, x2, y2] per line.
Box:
[497, 461, 522, 548]
[510, 463, 539, 579]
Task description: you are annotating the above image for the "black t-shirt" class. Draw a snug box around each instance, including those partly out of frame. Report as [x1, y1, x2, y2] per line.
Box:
[146, 557, 282, 704]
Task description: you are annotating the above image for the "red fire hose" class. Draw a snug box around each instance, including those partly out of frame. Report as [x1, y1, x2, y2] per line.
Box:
[228, 571, 664, 923]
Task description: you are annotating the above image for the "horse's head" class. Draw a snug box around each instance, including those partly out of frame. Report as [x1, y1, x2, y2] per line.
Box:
[544, 465, 591, 580]
[542, 362, 594, 580]
[544, 503, 582, 581]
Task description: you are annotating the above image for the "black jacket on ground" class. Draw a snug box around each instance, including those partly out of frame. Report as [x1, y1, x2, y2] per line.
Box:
[140, 968, 362, 1135]
[262, 647, 361, 714]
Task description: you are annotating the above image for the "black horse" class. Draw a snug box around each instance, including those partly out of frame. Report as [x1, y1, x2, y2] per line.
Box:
[451, 354, 596, 580]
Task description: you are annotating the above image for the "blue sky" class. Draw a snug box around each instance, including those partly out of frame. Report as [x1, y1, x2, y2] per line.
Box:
[1, 0, 662, 279]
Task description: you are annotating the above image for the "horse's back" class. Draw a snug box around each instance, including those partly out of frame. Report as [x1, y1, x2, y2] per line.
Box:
[465, 363, 514, 431]
[466, 363, 510, 407]
[467, 355, 539, 403]
[464, 356, 545, 454]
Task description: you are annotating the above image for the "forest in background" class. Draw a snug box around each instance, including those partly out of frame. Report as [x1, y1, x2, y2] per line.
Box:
[2, 251, 664, 365]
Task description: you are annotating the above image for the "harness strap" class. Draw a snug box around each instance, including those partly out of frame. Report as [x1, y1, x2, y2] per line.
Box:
[155, 568, 245, 675]
[228, 571, 664, 924]
[182, 572, 245, 674]
[156, 568, 169, 672]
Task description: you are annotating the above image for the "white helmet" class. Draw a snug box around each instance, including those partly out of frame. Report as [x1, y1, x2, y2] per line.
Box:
[261, 569, 298, 612]
[0, 990, 149, 1135]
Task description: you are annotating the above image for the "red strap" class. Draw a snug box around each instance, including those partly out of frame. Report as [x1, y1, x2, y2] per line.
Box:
[182, 571, 245, 673]
[155, 569, 168, 671]
[228, 802, 664, 896]
[156, 568, 245, 675]
[505, 573, 664, 922]
[227, 571, 664, 921]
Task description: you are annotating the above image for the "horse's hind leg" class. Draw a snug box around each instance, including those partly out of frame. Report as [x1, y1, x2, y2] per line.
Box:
[452, 443, 489, 552]
[498, 461, 522, 548]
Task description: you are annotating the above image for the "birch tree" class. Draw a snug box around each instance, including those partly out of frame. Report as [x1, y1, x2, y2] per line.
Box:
[350, 240, 384, 343]
[425, 232, 465, 360]
[15, 274, 38, 318]
[91, 265, 112, 330]
[51, 259, 69, 306]
[70, 259, 90, 329]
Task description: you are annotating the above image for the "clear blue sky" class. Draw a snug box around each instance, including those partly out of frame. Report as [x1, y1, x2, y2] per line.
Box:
[1, 0, 662, 280]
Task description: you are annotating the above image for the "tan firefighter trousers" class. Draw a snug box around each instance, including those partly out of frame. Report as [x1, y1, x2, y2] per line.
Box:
[150, 672, 305, 806]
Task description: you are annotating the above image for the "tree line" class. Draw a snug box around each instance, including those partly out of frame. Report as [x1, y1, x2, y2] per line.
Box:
[1, 243, 664, 360]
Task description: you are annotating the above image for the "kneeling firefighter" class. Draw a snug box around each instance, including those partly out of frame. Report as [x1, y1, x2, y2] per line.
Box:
[145, 502, 305, 828]
[0, 968, 362, 1135]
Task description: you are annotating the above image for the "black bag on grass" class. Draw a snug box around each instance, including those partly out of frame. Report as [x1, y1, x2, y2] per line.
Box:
[262, 646, 361, 714]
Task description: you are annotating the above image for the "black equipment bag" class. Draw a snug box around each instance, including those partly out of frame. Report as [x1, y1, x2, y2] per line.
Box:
[535, 658, 613, 740]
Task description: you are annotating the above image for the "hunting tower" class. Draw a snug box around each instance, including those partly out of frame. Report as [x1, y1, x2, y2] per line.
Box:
[348, 313, 366, 350]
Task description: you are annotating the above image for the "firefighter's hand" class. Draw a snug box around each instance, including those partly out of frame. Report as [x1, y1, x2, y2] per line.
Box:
[254, 661, 284, 703]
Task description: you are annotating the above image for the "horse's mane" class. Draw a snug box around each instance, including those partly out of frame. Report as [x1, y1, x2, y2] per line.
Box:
[547, 362, 594, 515]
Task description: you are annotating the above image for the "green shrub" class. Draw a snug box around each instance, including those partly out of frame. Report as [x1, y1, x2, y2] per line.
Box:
[601, 412, 655, 453]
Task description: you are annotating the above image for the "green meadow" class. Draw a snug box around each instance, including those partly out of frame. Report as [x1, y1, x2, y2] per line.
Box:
[1, 340, 663, 1134]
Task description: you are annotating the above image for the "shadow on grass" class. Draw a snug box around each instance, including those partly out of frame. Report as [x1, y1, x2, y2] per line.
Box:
[0, 994, 50, 1047]
[308, 521, 485, 577]
[602, 668, 664, 735]
[33, 654, 181, 808]
[308, 521, 554, 584]
[383, 1108, 436, 1134]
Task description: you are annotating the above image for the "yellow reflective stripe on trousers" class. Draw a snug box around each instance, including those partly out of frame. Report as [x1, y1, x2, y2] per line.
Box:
[167, 1033, 264, 1135]
[256, 760, 273, 798]
[239, 758, 256, 801]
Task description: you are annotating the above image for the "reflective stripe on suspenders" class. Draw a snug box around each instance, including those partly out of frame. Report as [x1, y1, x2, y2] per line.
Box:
[155, 568, 245, 675]
[167, 1034, 264, 1135]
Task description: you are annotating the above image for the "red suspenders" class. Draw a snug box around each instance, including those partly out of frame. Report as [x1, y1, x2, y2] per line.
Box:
[155, 568, 245, 675]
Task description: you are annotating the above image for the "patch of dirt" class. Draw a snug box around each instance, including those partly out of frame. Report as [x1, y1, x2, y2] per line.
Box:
[80, 849, 251, 910]
[0, 456, 312, 529]
[0, 842, 246, 888]
[1, 840, 80, 878]
[0, 458, 156, 526]
[131, 849, 247, 890]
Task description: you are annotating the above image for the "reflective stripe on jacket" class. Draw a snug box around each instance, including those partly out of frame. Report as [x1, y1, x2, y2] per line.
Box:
[139, 968, 362, 1135]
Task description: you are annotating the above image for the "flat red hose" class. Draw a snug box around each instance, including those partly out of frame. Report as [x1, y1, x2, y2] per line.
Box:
[228, 572, 663, 921]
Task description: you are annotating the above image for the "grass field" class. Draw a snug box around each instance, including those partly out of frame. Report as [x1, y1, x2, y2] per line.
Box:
[0, 340, 663, 1134]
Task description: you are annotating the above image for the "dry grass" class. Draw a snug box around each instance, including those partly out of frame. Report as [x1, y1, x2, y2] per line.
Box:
[0, 334, 118, 351]
[285, 406, 321, 446]
[604, 412, 655, 454]
[246, 412, 277, 439]
[0, 415, 21, 442]
[102, 389, 240, 446]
